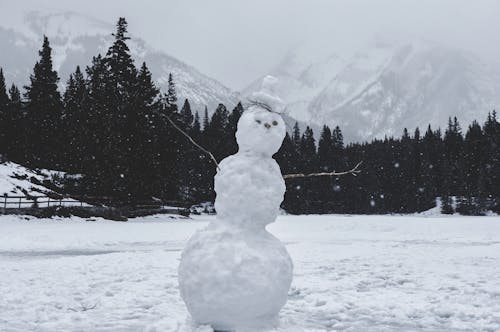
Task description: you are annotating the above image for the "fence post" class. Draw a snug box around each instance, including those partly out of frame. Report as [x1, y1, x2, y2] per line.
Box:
[18, 197, 21, 208]
[3, 196, 6, 209]
[47, 198, 50, 207]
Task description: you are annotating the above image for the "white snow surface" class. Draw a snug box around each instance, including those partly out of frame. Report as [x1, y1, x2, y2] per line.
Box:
[1, 214, 500, 331]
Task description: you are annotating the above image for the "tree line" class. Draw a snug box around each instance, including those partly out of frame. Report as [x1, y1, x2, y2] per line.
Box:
[0, 18, 498, 215]
[278, 115, 500, 215]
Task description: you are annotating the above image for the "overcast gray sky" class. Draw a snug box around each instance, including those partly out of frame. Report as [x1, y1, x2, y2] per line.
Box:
[2, 0, 500, 89]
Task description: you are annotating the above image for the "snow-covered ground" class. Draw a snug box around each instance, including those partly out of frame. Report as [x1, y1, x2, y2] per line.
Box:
[1, 214, 499, 331]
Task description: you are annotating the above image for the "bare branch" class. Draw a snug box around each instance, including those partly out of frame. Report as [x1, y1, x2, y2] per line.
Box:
[161, 109, 362, 179]
[162, 113, 220, 170]
[283, 161, 363, 180]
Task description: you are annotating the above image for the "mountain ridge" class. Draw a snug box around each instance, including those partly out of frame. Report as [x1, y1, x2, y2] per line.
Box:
[0, 11, 240, 114]
[244, 40, 500, 142]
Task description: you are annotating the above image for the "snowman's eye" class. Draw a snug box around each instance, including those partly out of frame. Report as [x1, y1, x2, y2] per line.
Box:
[256, 120, 261, 124]
[272, 121, 278, 126]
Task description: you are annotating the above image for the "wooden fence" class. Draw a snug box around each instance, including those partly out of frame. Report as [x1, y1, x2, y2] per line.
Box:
[1, 195, 189, 216]
[2, 195, 86, 209]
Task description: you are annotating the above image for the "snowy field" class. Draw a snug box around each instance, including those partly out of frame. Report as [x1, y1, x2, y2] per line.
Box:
[1, 214, 500, 332]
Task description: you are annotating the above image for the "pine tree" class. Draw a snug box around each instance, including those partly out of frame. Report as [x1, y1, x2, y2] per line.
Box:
[292, 122, 301, 148]
[317, 125, 332, 171]
[227, 102, 244, 134]
[414, 127, 421, 141]
[332, 126, 344, 149]
[457, 121, 484, 215]
[61, 66, 87, 171]
[483, 111, 500, 212]
[412, 127, 425, 211]
[0, 68, 10, 155]
[463, 121, 484, 203]
[186, 111, 206, 202]
[289, 121, 303, 183]
[275, 132, 296, 174]
[420, 125, 443, 209]
[180, 99, 194, 128]
[331, 125, 345, 170]
[23, 36, 63, 168]
[225, 102, 244, 155]
[177, 99, 197, 201]
[102, 17, 142, 202]
[0, 68, 8, 108]
[197, 104, 229, 201]
[317, 125, 345, 213]
[80, 54, 109, 194]
[106, 18, 137, 91]
[276, 132, 301, 212]
[77, 18, 143, 202]
[399, 128, 418, 212]
[443, 117, 464, 198]
[4, 84, 23, 161]
[128, 62, 164, 201]
[297, 126, 319, 213]
[166, 73, 178, 111]
[206, 104, 229, 160]
[299, 126, 317, 173]
[202, 106, 209, 131]
[192, 111, 201, 138]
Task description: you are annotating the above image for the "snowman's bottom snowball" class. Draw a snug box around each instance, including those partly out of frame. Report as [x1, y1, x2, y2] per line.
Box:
[178, 225, 293, 330]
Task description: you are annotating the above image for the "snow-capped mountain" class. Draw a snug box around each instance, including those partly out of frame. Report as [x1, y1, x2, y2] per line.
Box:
[245, 41, 500, 142]
[0, 11, 239, 114]
[2, 12, 499, 142]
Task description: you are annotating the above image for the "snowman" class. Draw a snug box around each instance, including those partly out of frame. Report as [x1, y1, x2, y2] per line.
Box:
[178, 76, 293, 331]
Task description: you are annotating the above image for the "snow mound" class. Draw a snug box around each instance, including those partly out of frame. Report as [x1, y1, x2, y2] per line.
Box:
[0, 161, 58, 196]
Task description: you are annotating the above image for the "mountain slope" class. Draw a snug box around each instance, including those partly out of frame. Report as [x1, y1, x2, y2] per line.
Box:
[245, 41, 500, 142]
[0, 11, 239, 114]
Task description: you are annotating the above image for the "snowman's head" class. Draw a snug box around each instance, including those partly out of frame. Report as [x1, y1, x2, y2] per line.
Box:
[236, 104, 286, 157]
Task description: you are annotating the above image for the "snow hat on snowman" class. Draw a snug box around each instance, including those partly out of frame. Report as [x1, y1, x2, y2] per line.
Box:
[236, 76, 286, 156]
[247, 75, 285, 114]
